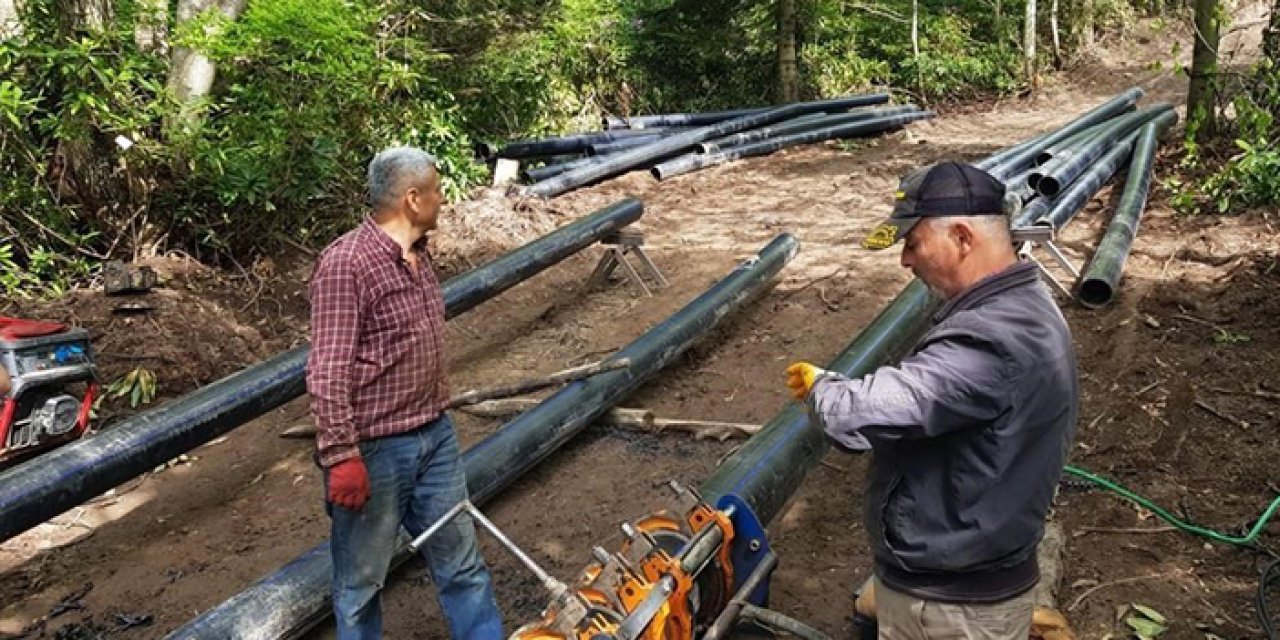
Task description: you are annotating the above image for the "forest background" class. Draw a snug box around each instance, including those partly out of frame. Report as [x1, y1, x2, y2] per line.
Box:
[0, 0, 1276, 294]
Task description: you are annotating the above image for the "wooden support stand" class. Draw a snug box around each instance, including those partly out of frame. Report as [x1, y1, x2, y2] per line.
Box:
[587, 229, 668, 297]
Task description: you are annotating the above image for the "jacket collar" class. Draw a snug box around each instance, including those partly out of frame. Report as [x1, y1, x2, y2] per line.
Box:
[932, 260, 1040, 322]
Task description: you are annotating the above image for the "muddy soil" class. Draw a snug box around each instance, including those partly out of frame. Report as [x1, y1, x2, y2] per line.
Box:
[1, 9, 1276, 640]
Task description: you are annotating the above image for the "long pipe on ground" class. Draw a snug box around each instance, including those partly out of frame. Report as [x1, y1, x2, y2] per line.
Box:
[1031, 109, 1178, 230]
[0, 199, 646, 545]
[700, 278, 938, 526]
[651, 110, 935, 181]
[1076, 122, 1166, 308]
[587, 130, 684, 156]
[1024, 110, 1144, 192]
[1030, 105, 1171, 197]
[165, 235, 800, 640]
[1032, 117, 1123, 166]
[603, 106, 770, 130]
[496, 128, 683, 160]
[525, 94, 891, 198]
[695, 106, 919, 154]
[981, 87, 1144, 180]
[522, 156, 596, 182]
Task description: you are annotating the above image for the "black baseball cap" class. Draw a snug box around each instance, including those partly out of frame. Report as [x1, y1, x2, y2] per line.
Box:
[862, 161, 1007, 250]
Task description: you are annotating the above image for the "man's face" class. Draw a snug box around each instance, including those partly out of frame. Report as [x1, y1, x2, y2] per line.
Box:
[407, 168, 443, 231]
[899, 219, 964, 298]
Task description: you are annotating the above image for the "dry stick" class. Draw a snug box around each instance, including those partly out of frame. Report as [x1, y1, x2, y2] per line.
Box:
[1193, 398, 1248, 429]
[281, 360, 630, 438]
[1067, 570, 1189, 612]
[1209, 386, 1280, 401]
[781, 268, 843, 302]
[459, 397, 761, 441]
[446, 358, 632, 408]
[1073, 525, 1177, 537]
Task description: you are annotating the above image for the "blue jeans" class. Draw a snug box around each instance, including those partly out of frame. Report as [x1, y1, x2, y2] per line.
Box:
[327, 414, 503, 639]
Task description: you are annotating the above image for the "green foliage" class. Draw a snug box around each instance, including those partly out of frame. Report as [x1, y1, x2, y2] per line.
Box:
[896, 13, 1021, 99]
[105, 366, 158, 408]
[1175, 60, 1280, 215]
[1212, 328, 1251, 345]
[1, 0, 485, 289]
[0, 0, 164, 293]
[166, 0, 483, 253]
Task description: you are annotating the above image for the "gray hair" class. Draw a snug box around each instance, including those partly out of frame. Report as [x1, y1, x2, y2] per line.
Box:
[921, 214, 1012, 242]
[367, 146, 437, 210]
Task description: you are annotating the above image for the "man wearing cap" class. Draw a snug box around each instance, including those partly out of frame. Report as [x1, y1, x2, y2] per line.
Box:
[785, 161, 1078, 639]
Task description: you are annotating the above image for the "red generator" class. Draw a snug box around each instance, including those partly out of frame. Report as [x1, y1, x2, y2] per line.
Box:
[0, 317, 98, 465]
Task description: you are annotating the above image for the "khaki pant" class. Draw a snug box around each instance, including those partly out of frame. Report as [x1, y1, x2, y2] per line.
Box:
[874, 577, 1035, 640]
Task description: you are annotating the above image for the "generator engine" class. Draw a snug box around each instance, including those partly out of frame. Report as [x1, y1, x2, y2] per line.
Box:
[0, 316, 98, 465]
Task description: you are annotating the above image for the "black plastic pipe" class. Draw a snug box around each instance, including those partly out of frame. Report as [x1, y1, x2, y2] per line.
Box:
[522, 156, 601, 183]
[165, 234, 800, 640]
[701, 279, 938, 526]
[1030, 105, 1171, 197]
[525, 94, 891, 198]
[0, 199, 646, 544]
[695, 106, 919, 154]
[652, 110, 934, 181]
[1077, 122, 1166, 308]
[1034, 109, 1177, 230]
[496, 128, 680, 160]
[603, 106, 770, 130]
[586, 131, 681, 156]
[1005, 166, 1039, 203]
[982, 87, 1144, 181]
[1032, 118, 1120, 166]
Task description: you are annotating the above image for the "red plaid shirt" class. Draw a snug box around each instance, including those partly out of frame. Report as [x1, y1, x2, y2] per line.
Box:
[306, 217, 449, 467]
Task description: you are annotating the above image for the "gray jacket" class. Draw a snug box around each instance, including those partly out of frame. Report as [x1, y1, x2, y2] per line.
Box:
[808, 261, 1078, 603]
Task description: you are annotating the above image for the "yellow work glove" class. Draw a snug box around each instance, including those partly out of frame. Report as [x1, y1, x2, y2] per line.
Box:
[785, 362, 826, 400]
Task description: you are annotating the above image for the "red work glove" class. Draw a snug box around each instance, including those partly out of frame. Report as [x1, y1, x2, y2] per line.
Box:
[327, 457, 371, 511]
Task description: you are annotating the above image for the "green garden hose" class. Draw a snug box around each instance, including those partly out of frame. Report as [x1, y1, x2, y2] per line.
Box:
[1064, 464, 1280, 546]
[1064, 465, 1280, 638]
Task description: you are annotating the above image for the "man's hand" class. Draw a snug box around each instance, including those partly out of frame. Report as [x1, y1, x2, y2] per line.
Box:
[0, 365, 10, 397]
[327, 457, 371, 511]
[785, 362, 827, 400]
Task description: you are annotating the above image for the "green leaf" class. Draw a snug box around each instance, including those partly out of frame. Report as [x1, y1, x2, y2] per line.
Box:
[1132, 604, 1167, 624]
[1125, 615, 1167, 638]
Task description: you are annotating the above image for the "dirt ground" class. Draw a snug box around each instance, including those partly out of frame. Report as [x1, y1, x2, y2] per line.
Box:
[1, 9, 1277, 640]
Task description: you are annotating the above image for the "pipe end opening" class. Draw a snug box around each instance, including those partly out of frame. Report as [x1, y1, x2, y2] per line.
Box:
[1077, 279, 1114, 309]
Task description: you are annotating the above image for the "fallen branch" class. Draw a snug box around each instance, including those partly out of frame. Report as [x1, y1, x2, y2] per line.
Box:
[1193, 399, 1248, 429]
[447, 358, 632, 408]
[1073, 525, 1177, 537]
[282, 359, 634, 438]
[1067, 570, 1189, 612]
[1209, 386, 1280, 402]
[458, 397, 760, 441]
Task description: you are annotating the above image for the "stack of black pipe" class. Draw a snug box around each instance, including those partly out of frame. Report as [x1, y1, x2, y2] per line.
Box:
[480, 94, 934, 196]
[980, 87, 1177, 307]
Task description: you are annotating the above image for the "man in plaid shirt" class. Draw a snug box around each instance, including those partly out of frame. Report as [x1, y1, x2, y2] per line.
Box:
[307, 146, 503, 639]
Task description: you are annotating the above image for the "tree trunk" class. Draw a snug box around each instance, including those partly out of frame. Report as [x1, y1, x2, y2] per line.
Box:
[59, 0, 110, 32]
[1263, 0, 1279, 61]
[134, 0, 168, 53]
[0, 0, 19, 38]
[1050, 0, 1061, 68]
[1024, 0, 1037, 87]
[911, 0, 920, 59]
[1081, 0, 1095, 49]
[1187, 0, 1221, 141]
[167, 0, 248, 128]
[776, 0, 798, 103]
